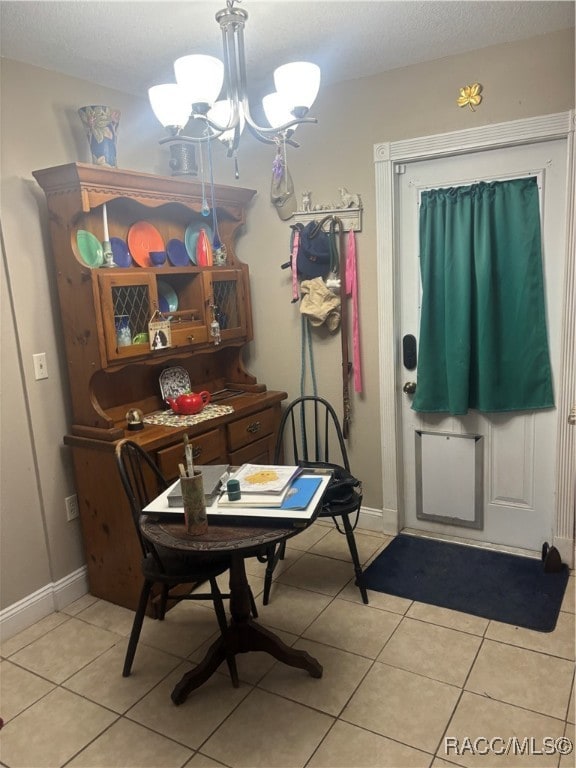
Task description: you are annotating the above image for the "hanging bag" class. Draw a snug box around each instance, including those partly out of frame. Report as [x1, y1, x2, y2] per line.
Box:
[296, 459, 361, 505]
[293, 221, 332, 279]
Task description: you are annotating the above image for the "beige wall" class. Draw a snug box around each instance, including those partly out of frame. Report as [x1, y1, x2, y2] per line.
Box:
[0, 62, 163, 611]
[1, 28, 573, 615]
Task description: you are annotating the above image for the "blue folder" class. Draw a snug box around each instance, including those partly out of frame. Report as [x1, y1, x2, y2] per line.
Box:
[280, 476, 323, 510]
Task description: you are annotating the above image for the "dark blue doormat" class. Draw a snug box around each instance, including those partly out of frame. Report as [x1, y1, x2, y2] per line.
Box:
[362, 534, 569, 632]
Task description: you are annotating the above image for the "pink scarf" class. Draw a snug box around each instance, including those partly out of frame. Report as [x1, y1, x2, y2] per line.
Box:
[346, 230, 363, 393]
[291, 229, 300, 302]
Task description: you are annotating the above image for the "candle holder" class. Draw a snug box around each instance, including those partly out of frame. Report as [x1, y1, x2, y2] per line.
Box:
[101, 240, 116, 268]
[100, 203, 116, 267]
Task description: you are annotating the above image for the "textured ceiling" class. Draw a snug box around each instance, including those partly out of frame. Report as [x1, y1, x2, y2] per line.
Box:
[1, 1, 574, 101]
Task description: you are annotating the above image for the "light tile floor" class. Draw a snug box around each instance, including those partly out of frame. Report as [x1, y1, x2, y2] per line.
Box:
[1, 524, 574, 768]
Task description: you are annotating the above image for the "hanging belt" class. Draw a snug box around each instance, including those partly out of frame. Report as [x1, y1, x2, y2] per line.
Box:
[314, 215, 351, 436]
[326, 218, 352, 438]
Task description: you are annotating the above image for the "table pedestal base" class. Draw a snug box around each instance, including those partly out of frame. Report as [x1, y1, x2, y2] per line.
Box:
[171, 550, 323, 705]
[172, 619, 322, 704]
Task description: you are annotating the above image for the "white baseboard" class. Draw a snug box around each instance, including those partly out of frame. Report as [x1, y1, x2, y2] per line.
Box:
[0, 566, 88, 641]
[356, 505, 398, 535]
[380, 506, 399, 536]
[553, 536, 575, 569]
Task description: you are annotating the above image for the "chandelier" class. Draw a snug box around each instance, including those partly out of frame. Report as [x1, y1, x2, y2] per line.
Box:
[148, 0, 321, 176]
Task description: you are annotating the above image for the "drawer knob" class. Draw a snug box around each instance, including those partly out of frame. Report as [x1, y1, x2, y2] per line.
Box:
[192, 446, 202, 459]
[187, 334, 195, 342]
[246, 421, 261, 434]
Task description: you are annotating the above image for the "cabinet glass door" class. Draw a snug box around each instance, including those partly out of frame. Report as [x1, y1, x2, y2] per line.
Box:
[97, 272, 157, 363]
[203, 269, 247, 342]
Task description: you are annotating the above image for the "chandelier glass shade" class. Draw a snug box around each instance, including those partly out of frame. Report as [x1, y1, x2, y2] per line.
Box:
[174, 55, 225, 112]
[148, 0, 320, 157]
[148, 84, 191, 135]
[273, 62, 321, 117]
[262, 92, 299, 131]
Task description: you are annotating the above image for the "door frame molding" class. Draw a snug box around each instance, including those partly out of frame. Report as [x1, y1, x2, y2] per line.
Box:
[374, 111, 575, 565]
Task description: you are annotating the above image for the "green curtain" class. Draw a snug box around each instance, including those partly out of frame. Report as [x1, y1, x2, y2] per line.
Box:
[413, 176, 554, 415]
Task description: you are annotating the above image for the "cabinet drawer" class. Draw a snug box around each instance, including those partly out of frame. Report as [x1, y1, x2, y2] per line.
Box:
[229, 434, 276, 466]
[227, 408, 276, 452]
[156, 429, 226, 479]
[170, 323, 209, 348]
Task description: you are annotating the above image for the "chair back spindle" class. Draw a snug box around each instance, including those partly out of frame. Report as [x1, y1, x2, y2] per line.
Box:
[276, 396, 350, 470]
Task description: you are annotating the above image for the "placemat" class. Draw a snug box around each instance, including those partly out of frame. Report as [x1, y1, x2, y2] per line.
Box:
[144, 404, 234, 427]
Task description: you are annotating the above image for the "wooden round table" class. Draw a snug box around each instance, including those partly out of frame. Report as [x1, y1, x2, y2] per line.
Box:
[139, 517, 323, 704]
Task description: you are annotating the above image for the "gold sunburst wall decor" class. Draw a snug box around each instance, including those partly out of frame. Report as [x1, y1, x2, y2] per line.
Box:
[457, 83, 483, 111]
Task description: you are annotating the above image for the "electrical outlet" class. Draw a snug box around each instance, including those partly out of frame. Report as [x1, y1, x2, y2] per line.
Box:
[33, 353, 48, 380]
[65, 494, 79, 521]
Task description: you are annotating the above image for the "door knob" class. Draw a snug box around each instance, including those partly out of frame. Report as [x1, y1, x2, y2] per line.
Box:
[403, 381, 417, 394]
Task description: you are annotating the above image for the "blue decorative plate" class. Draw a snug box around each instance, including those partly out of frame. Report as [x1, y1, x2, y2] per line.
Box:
[157, 280, 178, 313]
[110, 237, 132, 267]
[166, 238, 189, 267]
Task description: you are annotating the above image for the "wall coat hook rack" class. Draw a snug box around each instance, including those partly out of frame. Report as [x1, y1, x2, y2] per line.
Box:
[291, 188, 363, 232]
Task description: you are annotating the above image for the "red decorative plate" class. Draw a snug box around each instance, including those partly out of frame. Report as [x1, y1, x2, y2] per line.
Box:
[127, 221, 165, 268]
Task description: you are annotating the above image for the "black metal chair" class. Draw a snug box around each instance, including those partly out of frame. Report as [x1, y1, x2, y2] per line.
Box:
[263, 396, 368, 605]
[116, 439, 245, 683]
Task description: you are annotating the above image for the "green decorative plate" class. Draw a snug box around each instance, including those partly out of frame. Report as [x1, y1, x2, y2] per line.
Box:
[76, 230, 104, 268]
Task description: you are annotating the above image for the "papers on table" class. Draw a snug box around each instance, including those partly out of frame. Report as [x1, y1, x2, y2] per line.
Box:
[230, 464, 301, 495]
[143, 471, 332, 527]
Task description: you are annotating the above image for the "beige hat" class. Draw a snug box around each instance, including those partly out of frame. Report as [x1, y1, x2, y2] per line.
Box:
[300, 277, 341, 332]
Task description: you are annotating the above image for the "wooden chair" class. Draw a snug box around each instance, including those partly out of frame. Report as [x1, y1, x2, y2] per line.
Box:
[116, 439, 245, 683]
[263, 396, 368, 605]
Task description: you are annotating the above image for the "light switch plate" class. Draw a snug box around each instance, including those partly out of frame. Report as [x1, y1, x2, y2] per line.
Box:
[33, 353, 48, 380]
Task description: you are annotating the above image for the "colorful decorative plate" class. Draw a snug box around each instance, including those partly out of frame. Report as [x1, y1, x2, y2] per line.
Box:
[110, 236, 132, 267]
[159, 366, 192, 401]
[184, 222, 213, 265]
[127, 221, 165, 268]
[157, 280, 178, 313]
[166, 238, 189, 267]
[76, 230, 104, 268]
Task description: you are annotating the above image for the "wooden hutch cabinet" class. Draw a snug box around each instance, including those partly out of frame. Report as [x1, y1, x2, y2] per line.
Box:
[33, 163, 286, 611]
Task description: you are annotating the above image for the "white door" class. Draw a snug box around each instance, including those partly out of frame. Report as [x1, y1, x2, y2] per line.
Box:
[396, 139, 568, 551]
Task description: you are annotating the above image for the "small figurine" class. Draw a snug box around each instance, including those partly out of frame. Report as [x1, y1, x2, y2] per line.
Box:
[338, 187, 361, 208]
[302, 191, 311, 212]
